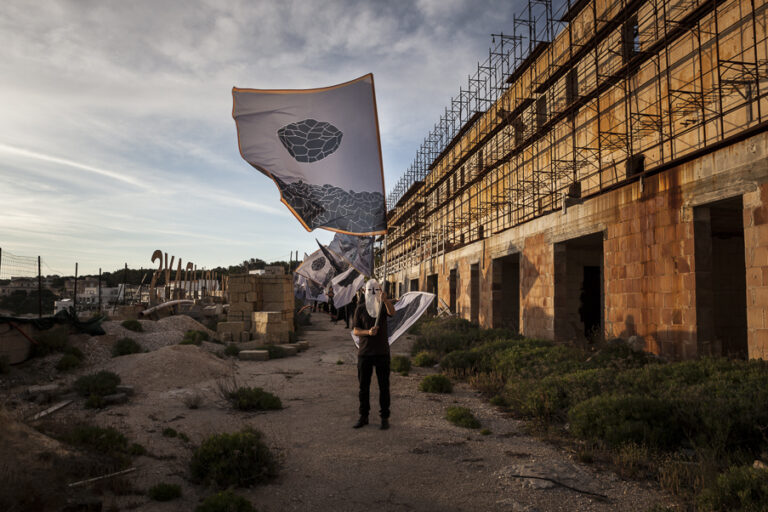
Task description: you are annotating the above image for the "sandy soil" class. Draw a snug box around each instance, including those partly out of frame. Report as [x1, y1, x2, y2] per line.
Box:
[2, 315, 675, 511]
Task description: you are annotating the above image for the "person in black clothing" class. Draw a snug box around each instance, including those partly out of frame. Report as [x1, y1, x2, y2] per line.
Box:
[352, 279, 395, 430]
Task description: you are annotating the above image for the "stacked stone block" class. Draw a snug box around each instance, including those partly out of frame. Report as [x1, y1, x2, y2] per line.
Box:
[218, 273, 293, 344]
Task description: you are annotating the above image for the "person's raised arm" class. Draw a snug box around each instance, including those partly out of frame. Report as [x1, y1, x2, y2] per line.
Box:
[380, 290, 395, 316]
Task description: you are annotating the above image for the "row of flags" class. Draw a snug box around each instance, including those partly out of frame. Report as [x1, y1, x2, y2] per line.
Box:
[232, 73, 434, 345]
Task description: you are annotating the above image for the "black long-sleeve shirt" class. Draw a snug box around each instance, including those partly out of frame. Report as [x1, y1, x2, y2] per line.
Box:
[353, 304, 391, 356]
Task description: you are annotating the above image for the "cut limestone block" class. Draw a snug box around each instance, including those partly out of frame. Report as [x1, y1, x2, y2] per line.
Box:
[296, 341, 309, 351]
[217, 321, 244, 335]
[275, 344, 298, 356]
[239, 350, 269, 361]
[252, 311, 283, 323]
[246, 291, 259, 302]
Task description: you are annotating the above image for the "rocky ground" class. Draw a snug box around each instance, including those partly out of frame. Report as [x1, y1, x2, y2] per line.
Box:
[0, 314, 675, 511]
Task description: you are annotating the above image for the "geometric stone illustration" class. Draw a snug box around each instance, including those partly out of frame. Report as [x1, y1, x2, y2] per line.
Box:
[274, 177, 386, 234]
[311, 257, 327, 271]
[278, 119, 343, 163]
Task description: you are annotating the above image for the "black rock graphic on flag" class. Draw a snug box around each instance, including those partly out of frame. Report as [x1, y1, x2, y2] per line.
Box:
[278, 119, 343, 163]
[312, 257, 326, 271]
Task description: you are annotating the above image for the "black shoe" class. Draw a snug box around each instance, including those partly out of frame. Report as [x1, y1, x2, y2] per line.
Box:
[380, 418, 389, 430]
[353, 417, 368, 429]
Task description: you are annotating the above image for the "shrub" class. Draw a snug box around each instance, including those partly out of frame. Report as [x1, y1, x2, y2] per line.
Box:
[181, 330, 209, 345]
[569, 394, 683, 449]
[148, 482, 181, 501]
[224, 343, 241, 357]
[63, 345, 84, 359]
[391, 355, 411, 373]
[228, 387, 282, 411]
[85, 394, 106, 409]
[59, 424, 138, 467]
[445, 406, 481, 429]
[698, 465, 768, 511]
[56, 354, 81, 372]
[195, 491, 256, 512]
[440, 350, 484, 374]
[183, 391, 203, 409]
[33, 325, 69, 356]
[121, 319, 143, 332]
[112, 337, 142, 357]
[162, 427, 178, 438]
[190, 428, 277, 487]
[74, 371, 121, 397]
[418, 374, 452, 394]
[412, 351, 438, 367]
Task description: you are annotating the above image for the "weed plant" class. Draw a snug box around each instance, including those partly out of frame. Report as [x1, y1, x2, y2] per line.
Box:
[162, 427, 178, 438]
[120, 319, 143, 332]
[33, 325, 69, 356]
[112, 337, 142, 357]
[56, 353, 81, 371]
[418, 374, 452, 393]
[147, 482, 181, 501]
[228, 387, 282, 411]
[56, 423, 142, 468]
[391, 355, 411, 373]
[224, 343, 241, 357]
[183, 391, 203, 409]
[195, 490, 256, 512]
[181, 330, 209, 345]
[190, 428, 277, 488]
[697, 465, 768, 511]
[74, 371, 120, 397]
[445, 406, 481, 429]
[412, 351, 438, 367]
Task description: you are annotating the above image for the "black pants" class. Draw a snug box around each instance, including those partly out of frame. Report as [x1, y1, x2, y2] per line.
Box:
[357, 354, 390, 419]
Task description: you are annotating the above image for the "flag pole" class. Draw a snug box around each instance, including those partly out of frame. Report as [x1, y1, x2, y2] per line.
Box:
[374, 233, 388, 329]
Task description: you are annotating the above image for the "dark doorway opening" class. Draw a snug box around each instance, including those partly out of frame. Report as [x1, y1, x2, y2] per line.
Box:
[492, 254, 520, 332]
[694, 196, 747, 358]
[449, 269, 457, 314]
[470, 263, 480, 324]
[554, 232, 604, 343]
[426, 274, 438, 315]
[409, 278, 419, 292]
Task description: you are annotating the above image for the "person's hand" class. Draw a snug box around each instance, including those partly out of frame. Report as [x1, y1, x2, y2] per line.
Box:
[369, 325, 379, 336]
[380, 290, 388, 302]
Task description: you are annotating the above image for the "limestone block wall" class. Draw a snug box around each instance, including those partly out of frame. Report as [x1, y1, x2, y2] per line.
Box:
[744, 184, 768, 359]
[218, 274, 293, 344]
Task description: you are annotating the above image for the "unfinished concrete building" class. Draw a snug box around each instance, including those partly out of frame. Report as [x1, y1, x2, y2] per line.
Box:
[383, 0, 768, 360]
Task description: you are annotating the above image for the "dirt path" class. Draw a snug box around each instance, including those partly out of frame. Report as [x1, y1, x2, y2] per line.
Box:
[13, 316, 672, 511]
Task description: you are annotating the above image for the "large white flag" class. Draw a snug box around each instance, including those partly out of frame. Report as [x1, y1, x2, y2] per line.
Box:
[327, 232, 374, 277]
[232, 74, 386, 235]
[352, 291, 435, 347]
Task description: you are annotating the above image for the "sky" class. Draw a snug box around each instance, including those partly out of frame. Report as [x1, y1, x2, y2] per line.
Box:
[0, 0, 525, 277]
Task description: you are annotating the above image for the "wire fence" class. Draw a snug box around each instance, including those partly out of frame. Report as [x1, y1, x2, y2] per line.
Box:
[0, 249, 40, 280]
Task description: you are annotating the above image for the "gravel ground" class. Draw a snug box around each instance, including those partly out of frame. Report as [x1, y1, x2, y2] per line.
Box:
[1, 315, 675, 511]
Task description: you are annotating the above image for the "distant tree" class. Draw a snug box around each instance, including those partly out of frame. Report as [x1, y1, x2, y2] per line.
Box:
[0, 289, 57, 316]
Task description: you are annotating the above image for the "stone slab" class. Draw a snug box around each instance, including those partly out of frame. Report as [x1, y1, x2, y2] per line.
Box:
[239, 350, 269, 361]
[275, 344, 298, 356]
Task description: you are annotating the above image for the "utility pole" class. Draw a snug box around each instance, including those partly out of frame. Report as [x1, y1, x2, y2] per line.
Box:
[38, 256, 42, 319]
[98, 268, 102, 313]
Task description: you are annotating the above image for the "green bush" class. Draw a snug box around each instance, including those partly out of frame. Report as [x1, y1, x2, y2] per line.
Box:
[121, 319, 143, 332]
[56, 354, 81, 372]
[698, 465, 768, 511]
[418, 374, 452, 394]
[569, 394, 683, 449]
[228, 387, 282, 411]
[63, 345, 84, 360]
[181, 330, 209, 345]
[59, 424, 138, 468]
[195, 491, 256, 512]
[412, 351, 438, 367]
[445, 406, 481, 429]
[224, 343, 241, 357]
[74, 370, 120, 397]
[391, 355, 411, 373]
[162, 427, 178, 438]
[112, 337, 142, 357]
[33, 325, 69, 356]
[410, 317, 517, 357]
[190, 428, 277, 487]
[147, 482, 181, 501]
[440, 350, 484, 374]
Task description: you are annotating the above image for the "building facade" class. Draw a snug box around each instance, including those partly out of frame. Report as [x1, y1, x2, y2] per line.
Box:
[383, 0, 768, 360]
